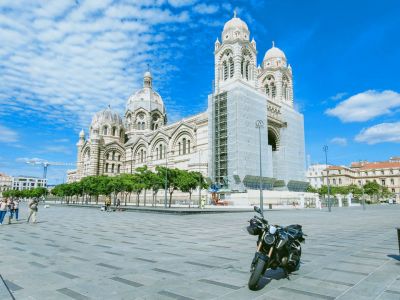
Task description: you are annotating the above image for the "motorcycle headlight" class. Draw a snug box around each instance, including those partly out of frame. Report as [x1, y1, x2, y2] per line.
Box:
[264, 233, 275, 245]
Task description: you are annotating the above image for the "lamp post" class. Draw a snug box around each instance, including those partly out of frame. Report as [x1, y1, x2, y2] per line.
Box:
[198, 149, 202, 205]
[256, 120, 264, 212]
[323, 145, 331, 212]
[164, 148, 168, 208]
[130, 147, 133, 174]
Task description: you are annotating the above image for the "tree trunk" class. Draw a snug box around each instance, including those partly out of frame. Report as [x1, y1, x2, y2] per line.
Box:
[128, 193, 131, 204]
[169, 191, 173, 208]
[144, 189, 147, 207]
[137, 193, 140, 206]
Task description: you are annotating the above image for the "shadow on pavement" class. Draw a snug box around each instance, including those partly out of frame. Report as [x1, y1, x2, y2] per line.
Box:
[387, 254, 400, 261]
[256, 268, 289, 290]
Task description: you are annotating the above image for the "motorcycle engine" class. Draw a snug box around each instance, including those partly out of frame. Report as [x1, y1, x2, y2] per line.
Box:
[281, 256, 288, 267]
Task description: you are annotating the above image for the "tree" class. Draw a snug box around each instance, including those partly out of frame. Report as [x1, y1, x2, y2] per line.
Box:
[132, 173, 146, 206]
[156, 166, 181, 208]
[363, 181, 381, 203]
[149, 171, 164, 206]
[177, 171, 199, 201]
[306, 185, 318, 193]
[135, 165, 153, 206]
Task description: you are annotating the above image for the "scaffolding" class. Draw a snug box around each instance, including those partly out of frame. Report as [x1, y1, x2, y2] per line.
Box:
[214, 92, 228, 185]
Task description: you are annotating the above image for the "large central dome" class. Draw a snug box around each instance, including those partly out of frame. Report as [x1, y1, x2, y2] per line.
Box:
[126, 71, 165, 114]
[221, 12, 250, 42]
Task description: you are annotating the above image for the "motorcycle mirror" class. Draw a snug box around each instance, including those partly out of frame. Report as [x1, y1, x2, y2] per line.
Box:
[254, 206, 262, 215]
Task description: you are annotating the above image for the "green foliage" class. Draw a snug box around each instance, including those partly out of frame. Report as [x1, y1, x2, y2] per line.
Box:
[3, 187, 47, 199]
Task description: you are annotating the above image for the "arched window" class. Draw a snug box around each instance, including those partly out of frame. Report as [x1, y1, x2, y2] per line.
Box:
[111, 164, 115, 173]
[183, 138, 186, 155]
[112, 127, 116, 136]
[178, 142, 181, 155]
[105, 163, 109, 173]
[223, 61, 228, 81]
[229, 57, 234, 78]
[271, 83, 276, 99]
[117, 165, 120, 173]
[156, 148, 159, 160]
[188, 140, 190, 153]
[117, 154, 120, 161]
[142, 122, 145, 130]
[265, 84, 270, 96]
[245, 62, 250, 80]
[120, 130, 124, 138]
[106, 153, 110, 160]
[159, 144, 163, 159]
[140, 149, 144, 163]
[241, 58, 244, 77]
[112, 151, 115, 160]
[103, 126, 108, 135]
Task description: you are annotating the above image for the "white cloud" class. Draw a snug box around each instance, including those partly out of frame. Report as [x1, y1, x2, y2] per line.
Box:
[0, 125, 18, 143]
[330, 137, 347, 146]
[193, 4, 219, 14]
[330, 92, 347, 101]
[355, 122, 400, 144]
[168, 0, 197, 7]
[325, 90, 400, 122]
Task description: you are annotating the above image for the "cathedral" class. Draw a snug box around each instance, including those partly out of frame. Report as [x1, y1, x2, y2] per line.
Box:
[68, 13, 306, 191]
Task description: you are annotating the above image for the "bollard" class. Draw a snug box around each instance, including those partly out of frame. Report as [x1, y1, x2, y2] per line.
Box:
[397, 228, 400, 255]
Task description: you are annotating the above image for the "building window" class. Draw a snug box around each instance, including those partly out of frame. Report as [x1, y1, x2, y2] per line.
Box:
[381, 170, 384, 175]
[112, 127, 117, 136]
[229, 57, 234, 78]
[117, 165, 121, 173]
[105, 163, 109, 172]
[188, 140, 190, 153]
[391, 179, 395, 185]
[112, 151, 115, 160]
[223, 61, 228, 81]
[178, 142, 181, 155]
[381, 179, 385, 186]
[183, 138, 186, 155]
[271, 83, 276, 98]
[103, 126, 108, 135]
[111, 164, 115, 173]
[339, 178, 342, 184]
[333, 179, 336, 185]
[392, 188, 395, 193]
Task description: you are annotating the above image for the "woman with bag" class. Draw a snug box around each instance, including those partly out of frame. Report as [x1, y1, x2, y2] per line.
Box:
[27, 198, 39, 223]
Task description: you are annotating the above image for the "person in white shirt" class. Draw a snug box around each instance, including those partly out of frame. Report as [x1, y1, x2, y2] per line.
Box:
[0, 198, 8, 225]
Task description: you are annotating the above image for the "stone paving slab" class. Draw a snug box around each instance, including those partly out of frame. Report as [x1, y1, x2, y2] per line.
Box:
[0, 203, 399, 299]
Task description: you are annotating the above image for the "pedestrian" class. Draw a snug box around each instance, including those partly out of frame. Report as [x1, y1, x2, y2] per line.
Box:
[7, 198, 14, 224]
[13, 198, 20, 221]
[116, 198, 121, 211]
[27, 198, 39, 223]
[105, 197, 111, 211]
[0, 198, 7, 225]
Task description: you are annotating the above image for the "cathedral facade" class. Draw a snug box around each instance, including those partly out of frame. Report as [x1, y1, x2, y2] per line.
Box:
[68, 14, 305, 190]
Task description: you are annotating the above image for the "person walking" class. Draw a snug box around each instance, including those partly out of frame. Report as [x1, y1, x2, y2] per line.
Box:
[0, 198, 7, 225]
[7, 198, 14, 224]
[27, 198, 39, 223]
[13, 198, 20, 221]
[116, 198, 121, 211]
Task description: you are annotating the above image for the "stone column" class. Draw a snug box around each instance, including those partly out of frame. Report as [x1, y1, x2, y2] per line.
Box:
[337, 195, 343, 207]
[89, 138, 100, 176]
[347, 193, 352, 207]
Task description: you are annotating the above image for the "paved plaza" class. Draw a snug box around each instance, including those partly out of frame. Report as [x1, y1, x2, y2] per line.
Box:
[0, 204, 399, 300]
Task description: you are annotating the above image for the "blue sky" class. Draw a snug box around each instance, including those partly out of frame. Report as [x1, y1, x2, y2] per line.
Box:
[1, 0, 399, 184]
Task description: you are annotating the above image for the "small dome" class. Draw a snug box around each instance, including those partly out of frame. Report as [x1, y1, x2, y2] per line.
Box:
[264, 42, 286, 61]
[221, 12, 250, 42]
[126, 71, 165, 114]
[79, 129, 85, 138]
[91, 106, 123, 128]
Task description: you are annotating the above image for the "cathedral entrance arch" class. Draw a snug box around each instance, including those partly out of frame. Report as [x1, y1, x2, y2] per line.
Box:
[268, 127, 279, 151]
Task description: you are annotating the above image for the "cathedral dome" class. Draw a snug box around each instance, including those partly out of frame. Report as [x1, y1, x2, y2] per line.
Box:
[91, 106, 123, 129]
[264, 43, 286, 61]
[221, 12, 250, 42]
[126, 71, 165, 114]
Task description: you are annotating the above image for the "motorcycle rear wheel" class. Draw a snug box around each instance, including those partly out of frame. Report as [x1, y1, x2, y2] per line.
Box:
[248, 258, 266, 290]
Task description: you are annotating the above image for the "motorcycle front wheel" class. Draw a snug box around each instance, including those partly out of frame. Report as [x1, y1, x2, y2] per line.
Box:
[248, 257, 266, 290]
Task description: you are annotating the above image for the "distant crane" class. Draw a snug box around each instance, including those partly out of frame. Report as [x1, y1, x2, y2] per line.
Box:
[25, 159, 75, 179]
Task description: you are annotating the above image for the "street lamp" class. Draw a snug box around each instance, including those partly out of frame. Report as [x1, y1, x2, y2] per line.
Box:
[164, 147, 168, 208]
[323, 145, 331, 212]
[130, 147, 133, 174]
[198, 149, 203, 205]
[256, 120, 264, 212]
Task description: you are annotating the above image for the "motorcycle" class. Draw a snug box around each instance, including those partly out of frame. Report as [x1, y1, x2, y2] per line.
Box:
[247, 206, 305, 290]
